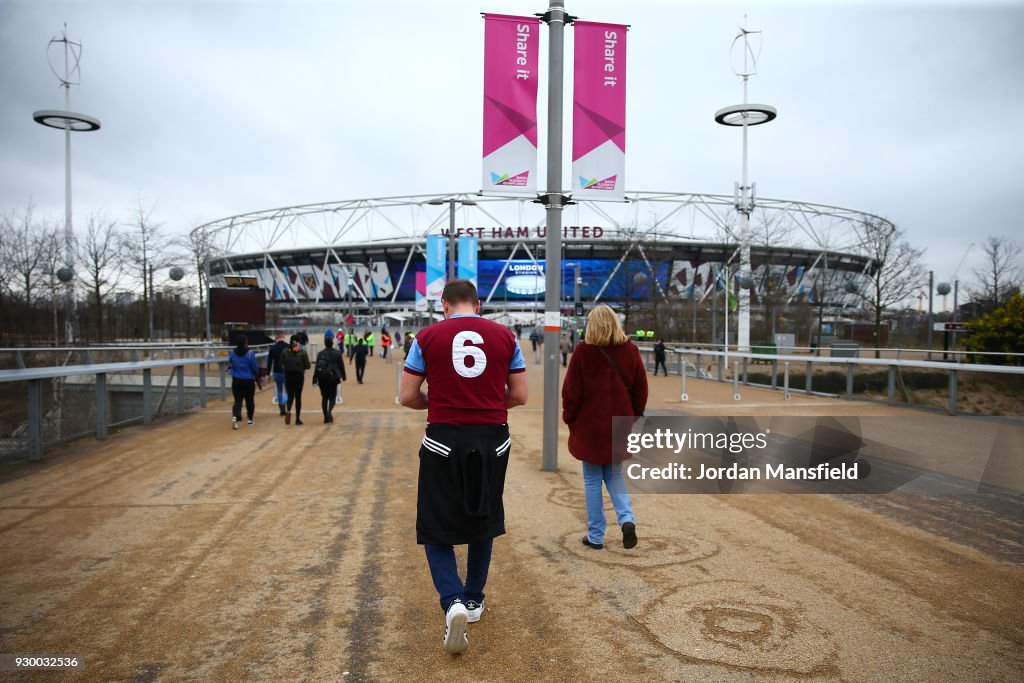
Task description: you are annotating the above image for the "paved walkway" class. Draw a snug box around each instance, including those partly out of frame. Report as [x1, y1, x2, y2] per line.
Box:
[0, 356, 1021, 681]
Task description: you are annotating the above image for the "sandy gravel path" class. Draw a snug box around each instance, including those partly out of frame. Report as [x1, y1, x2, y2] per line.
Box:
[1, 357, 1021, 682]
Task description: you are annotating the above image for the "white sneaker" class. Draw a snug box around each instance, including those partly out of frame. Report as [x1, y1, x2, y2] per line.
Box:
[247, 419, 254, 425]
[443, 600, 469, 654]
[466, 599, 485, 623]
[232, 417, 239, 430]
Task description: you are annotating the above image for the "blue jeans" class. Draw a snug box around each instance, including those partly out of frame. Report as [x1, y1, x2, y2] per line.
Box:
[423, 540, 493, 612]
[273, 372, 287, 405]
[582, 462, 635, 544]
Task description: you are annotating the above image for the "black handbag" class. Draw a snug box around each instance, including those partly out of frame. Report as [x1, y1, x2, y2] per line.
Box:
[595, 346, 644, 417]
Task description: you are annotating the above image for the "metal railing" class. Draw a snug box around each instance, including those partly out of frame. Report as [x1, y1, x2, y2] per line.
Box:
[645, 346, 1024, 416]
[0, 345, 271, 462]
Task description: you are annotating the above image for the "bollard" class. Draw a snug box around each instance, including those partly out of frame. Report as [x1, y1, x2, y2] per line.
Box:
[395, 361, 403, 405]
[733, 365, 740, 401]
[680, 356, 688, 402]
[783, 361, 791, 400]
[176, 366, 186, 415]
[846, 363, 854, 399]
[887, 366, 896, 405]
[806, 360, 813, 395]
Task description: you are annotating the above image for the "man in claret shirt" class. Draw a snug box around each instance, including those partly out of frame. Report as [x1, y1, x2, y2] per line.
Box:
[399, 279, 528, 655]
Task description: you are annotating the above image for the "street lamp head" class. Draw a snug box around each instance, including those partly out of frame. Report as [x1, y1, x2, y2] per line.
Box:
[936, 282, 952, 296]
[56, 266, 74, 283]
[169, 266, 186, 282]
[428, 198, 477, 206]
[714, 103, 777, 127]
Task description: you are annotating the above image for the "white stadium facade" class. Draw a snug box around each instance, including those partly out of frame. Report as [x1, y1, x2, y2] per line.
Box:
[194, 191, 888, 337]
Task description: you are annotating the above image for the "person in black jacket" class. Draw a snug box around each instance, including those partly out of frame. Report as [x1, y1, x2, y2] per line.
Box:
[314, 329, 347, 423]
[352, 336, 369, 384]
[267, 334, 290, 415]
[280, 335, 311, 425]
[653, 339, 668, 376]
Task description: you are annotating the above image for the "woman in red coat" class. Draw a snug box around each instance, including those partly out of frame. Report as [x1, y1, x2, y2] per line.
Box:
[562, 304, 648, 550]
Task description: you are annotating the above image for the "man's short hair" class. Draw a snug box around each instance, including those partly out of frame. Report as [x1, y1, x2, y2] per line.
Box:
[441, 279, 479, 305]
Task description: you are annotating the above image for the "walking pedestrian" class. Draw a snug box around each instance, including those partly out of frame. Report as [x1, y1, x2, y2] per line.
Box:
[268, 333, 289, 415]
[366, 330, 375, 357]
[562, 304, 647, 551]
[280, 334, 310, 425]
[560, 334, 571, 367]
[653, 338, 668, 376]
[529, 327, 540, 352]
[313, 329, 346, 423]
[228, 334, 259, 429]
[399, 279, 528, 655]
[381, 328, 392, 360]
[403, 331, 414, 360]
[352, 336, 369, 383]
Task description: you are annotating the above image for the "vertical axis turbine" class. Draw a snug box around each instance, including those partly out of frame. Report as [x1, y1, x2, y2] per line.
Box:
[33, 23, 101, 345]
[714, 19, 776, 353]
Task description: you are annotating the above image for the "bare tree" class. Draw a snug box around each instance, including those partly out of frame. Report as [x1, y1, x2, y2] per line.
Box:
[750, 212, 795, 341]
[77, 213, 124, 341]
[969, 236, 1022, 313]
[4, 201, 48, 310]
[121, 196, 173, 340]
[852, 218, 925, 357]
[173, 225, 213, 339]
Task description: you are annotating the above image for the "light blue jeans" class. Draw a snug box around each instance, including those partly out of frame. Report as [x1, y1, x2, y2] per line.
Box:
[273, 371, 287, 406]
[582, 462, 635, 545]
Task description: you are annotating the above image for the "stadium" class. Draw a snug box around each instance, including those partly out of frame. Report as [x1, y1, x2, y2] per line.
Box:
[195, 191, 889, 342]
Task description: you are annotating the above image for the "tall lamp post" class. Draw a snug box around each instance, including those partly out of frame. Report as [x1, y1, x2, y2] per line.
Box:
[33, 25, 101, 345]
[714, 21, 776, 352]
[428, 198, 477, 280]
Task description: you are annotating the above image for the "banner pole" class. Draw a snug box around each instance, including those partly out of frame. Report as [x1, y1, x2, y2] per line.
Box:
[541, 1, 567, 473]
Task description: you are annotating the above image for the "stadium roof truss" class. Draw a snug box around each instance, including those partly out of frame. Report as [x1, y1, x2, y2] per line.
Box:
[192, 191, 891, 309]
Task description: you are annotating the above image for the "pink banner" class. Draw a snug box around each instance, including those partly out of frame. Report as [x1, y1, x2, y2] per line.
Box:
[482, 14, 539, 195]
[572, 21, 627, 200]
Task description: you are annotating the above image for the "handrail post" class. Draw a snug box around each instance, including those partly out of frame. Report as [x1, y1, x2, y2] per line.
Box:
[949, 369, 958, 416]
[27, 379, 43, 460]
[199, 363, 207, 407]
[143, 368, 153, 423]
[96, 372, 108, 439]
[846, 362, 854, 399]
[805, 360, 813, 394]
[887, 365, 896, 405]
[176, 365, 185, 415]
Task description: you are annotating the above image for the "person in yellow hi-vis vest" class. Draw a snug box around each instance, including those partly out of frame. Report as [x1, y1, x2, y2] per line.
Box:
[366, 330, 376, 357]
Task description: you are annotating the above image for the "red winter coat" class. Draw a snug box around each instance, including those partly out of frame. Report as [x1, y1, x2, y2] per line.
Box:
[561, 341, 649, 465]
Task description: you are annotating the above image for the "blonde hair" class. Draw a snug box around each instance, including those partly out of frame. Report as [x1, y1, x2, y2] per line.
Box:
[585, 305, 628, 347]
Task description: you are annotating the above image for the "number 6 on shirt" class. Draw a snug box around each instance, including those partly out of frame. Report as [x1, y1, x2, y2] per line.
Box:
[452, 331, 487, 378]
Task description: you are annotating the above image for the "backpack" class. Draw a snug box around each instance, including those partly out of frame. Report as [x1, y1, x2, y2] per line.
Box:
[315, 350, 340, 383]
[282, 348, 303, 373]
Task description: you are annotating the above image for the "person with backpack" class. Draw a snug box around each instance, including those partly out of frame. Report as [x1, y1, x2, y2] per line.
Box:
[228, 334, 259, 429]
[313, 329, 347, 423]
[280, 334, 310, 425]
[267, 333, 290, 416]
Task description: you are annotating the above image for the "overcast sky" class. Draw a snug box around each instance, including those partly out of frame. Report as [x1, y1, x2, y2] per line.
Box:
[2, 0, 1022, 291]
